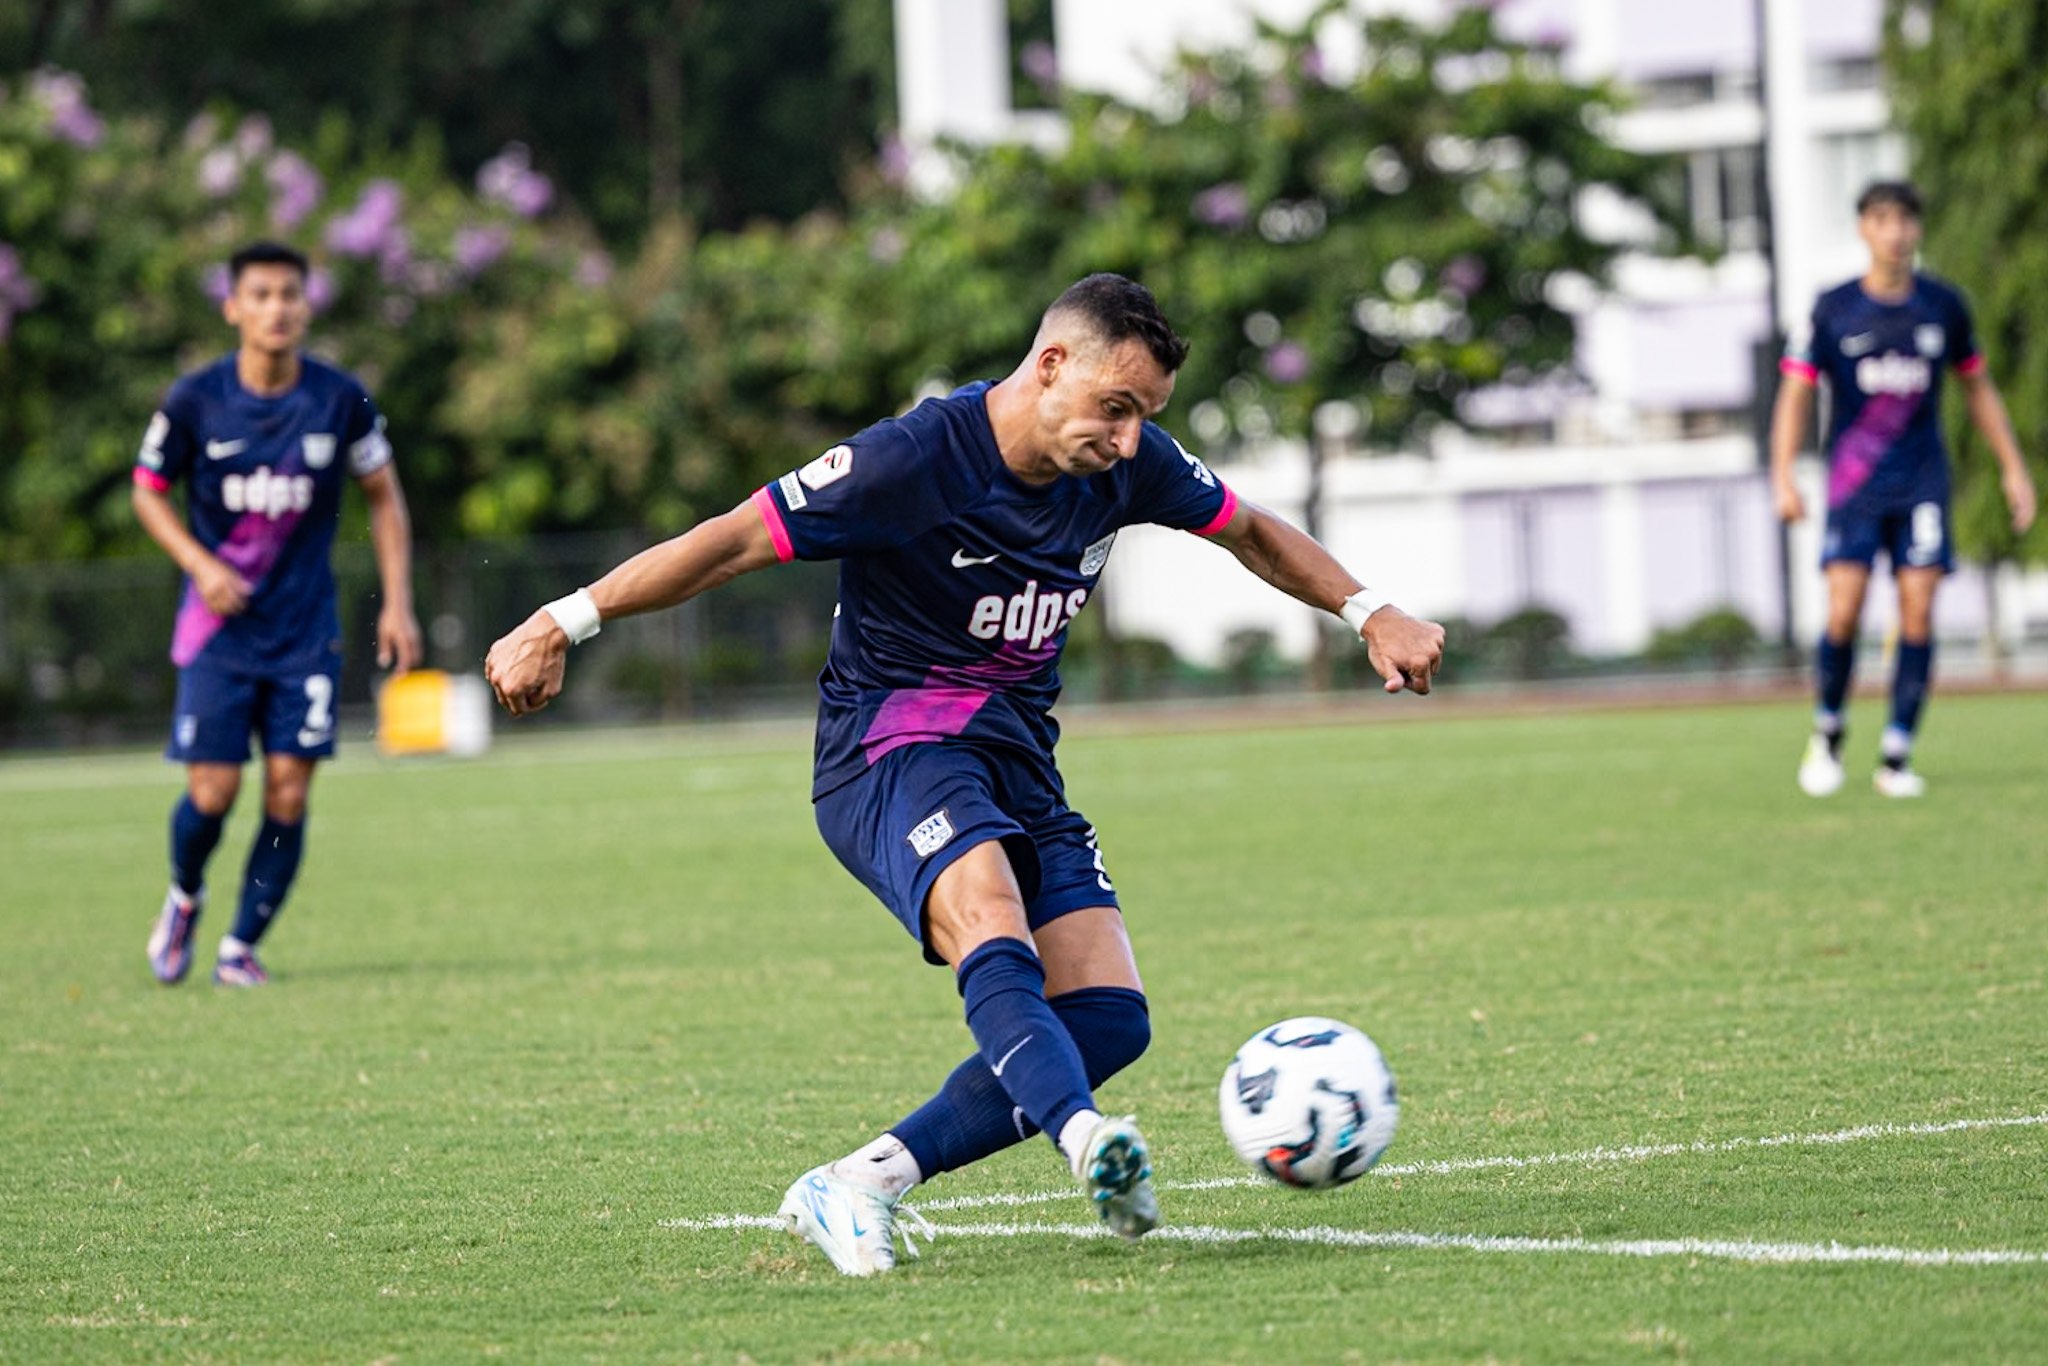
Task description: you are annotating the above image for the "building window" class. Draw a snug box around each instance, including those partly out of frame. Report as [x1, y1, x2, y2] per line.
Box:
[1684, 145, 1764, 251]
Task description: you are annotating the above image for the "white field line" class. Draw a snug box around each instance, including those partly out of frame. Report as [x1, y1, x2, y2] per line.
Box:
[656, 1215, 2048, 1268]
[900, 1111, 2048, 1214]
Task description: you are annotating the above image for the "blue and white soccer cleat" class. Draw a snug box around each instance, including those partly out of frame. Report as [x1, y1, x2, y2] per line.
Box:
[147, 886, 204, 985]
[777, 1165, 932, 1276]
[1797, 733, 1844, 797]
[212, 946, 270, 988]
[1082, 1114, 1159, 1241]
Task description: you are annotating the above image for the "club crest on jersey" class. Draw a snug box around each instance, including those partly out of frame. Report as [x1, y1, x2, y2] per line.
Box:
[1915, 324, 1945, 358]
[907, 809, 955, 859]
[1079, 532, 1117, 577]
[302, 433, 336, 470]
[798, 444, 854, 491]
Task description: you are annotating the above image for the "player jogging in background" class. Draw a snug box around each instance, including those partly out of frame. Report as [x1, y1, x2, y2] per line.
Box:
[134, 241, 423, 987]
[1770, 181, 2036, 799]
[484, 274, 1444, 1274]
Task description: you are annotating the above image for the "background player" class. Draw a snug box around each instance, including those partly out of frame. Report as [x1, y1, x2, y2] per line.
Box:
[135, 241, 423, 986]
[1771, 181, 2036, 798]
[483, 274, 1443, 1275]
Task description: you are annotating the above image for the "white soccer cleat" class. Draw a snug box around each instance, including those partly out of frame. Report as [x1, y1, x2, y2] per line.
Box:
[1797, 734, 1844, 797]
[1872, 766, 1926, 799]
[777, 1165, 931, 1277]
[1080, 1114, 1159, 1242]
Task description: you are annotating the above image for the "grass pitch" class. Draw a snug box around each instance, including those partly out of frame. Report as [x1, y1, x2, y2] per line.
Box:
[3, 694, 2045, 1361]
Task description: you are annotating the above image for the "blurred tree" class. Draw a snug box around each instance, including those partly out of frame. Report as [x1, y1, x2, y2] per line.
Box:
[1884, 0, 2048, 570]
[0, 0, 885, 241]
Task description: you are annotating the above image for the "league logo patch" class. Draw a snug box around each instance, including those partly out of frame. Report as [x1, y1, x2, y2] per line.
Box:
[302, 433, 336, 470]
[1079, 531, 1117, 577]
[778, 471, 808, 511]
[798, 444, 854, 491]
[1915, 324, 1945, 358]
[140, 412, 170, 468]
[907, 809, 955, 859]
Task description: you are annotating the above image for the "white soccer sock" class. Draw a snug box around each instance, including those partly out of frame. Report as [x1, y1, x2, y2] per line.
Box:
[219, 935, 252, 958]
[1058, 1108, 1104, 1180]
[830, 1134, 922, 1199]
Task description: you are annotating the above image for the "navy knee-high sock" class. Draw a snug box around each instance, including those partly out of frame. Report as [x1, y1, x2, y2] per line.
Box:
[895, 986, 1151, 1180]
[949, 938, 1096, 1158]
[233, 817, 305, 946]
[1816, 633, 1856, 737]
[1884, 641, 1934, 767]
[169, 795, 227, 897]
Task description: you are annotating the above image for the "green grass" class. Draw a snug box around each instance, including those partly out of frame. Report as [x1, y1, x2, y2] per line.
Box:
[3, 695, 2045, 1362]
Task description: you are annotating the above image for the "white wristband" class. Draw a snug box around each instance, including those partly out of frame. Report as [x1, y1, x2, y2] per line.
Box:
[542, 588, 603, 645]
[1338, 588, 1392, 636]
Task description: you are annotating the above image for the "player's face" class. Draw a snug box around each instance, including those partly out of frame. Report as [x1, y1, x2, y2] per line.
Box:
[224, 264, 311, 356]
[1858, 202, 1921, 271]
[1038, 337, 1176, 477]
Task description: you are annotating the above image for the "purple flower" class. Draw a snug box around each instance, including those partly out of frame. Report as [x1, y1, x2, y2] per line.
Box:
[182, 112, 220, 151]
[30, 69, 104, 147]
[574, 250, 614, 288]
[232, 115, 273, 161]
[1263, 341, 1311, 385]
[1441, 254, 1487, 296]
[477, 143, 553, 218]
[306, 267, 336, 313]
[325, 180, 405, 257]
[377, 227, 414, 285]
[0, 243, 43, 340]
[266, 152, 324, 229]
[1193, 182, 1251, 229]
[452, 225, 510, 276]
[1019, 40, 1060, 94]
[1299, 45, 1327, 84]
[876, 134, 912, 188]
[202, 264, 232, 303]
[197, 146, 243, 199]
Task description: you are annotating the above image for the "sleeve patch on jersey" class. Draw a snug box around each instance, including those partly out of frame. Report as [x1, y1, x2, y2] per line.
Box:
[140, 411, 170, 467]
[1171, 437, 1217, 487]
[347, 418, 392, 477]
[798, 444, 854, 491]
[302, 433, 336, 470]
[778, 471, 808, 511]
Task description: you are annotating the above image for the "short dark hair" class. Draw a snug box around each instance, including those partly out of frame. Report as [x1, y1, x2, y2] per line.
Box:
[1045, 273, 1190, 373]
[1856, 180, 1922, 218]
[228, 240, 310, 284]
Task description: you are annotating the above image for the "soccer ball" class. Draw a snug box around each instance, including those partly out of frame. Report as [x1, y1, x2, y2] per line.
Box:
[1218, 1016, 1399, 1189]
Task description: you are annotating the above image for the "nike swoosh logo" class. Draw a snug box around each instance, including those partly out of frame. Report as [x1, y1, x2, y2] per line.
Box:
[951, 549, 1000, 568]
[991, 1034, 1033, 1077]
[206, 439, 247, 459]
[1842, 333, 1877, 356]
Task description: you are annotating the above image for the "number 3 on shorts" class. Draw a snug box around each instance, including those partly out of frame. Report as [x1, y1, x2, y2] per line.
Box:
[1909, 502, 1944, 564]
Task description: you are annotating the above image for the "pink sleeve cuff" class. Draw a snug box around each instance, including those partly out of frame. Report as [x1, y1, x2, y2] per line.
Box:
[1191, 481, 1239, 537]
[132, 467, 171, 493]
[1779, 358, 1819, 383]
[750, 486, 795, 562]
[1955, 353, 1985, 376]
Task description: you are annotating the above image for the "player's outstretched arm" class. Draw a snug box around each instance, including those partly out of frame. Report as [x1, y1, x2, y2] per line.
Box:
[359, 465, 424, 674]
[131, 481, 251, 616]
[1769, 372, 1816, 523]
[484, 499, 783, 716]
[1208, 500, 1445, 695]
[1958, 369, 2038, 534]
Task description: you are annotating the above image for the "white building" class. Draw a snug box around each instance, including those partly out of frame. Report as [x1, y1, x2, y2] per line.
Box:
[892, 0, 2045, 661]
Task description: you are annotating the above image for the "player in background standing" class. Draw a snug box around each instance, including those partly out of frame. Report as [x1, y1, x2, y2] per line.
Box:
[483, 274, 1444, 1274]
[135, 241, 423, 986]
[1770, 181, 2035, 798]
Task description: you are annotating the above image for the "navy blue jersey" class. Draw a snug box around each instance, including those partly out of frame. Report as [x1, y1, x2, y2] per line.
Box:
[752, 381, 1237, 798]
[133, 354, 391, 671]
[1781, 274, 1981, 511]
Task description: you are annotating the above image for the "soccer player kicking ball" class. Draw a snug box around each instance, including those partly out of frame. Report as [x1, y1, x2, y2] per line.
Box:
[134, 242, 423, 986]
[485, 274, 1444, 1273]
[1771, 182, 2036, 799]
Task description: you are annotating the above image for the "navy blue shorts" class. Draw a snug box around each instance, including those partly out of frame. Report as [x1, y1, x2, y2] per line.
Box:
[1822, 499, 1954, 573]
[814, 742, 1119, 965]
[167, 651, 342, 764]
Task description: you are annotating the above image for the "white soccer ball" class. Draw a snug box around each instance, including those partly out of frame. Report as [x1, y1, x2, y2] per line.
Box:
[1218, 1016, 1399, 1189]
